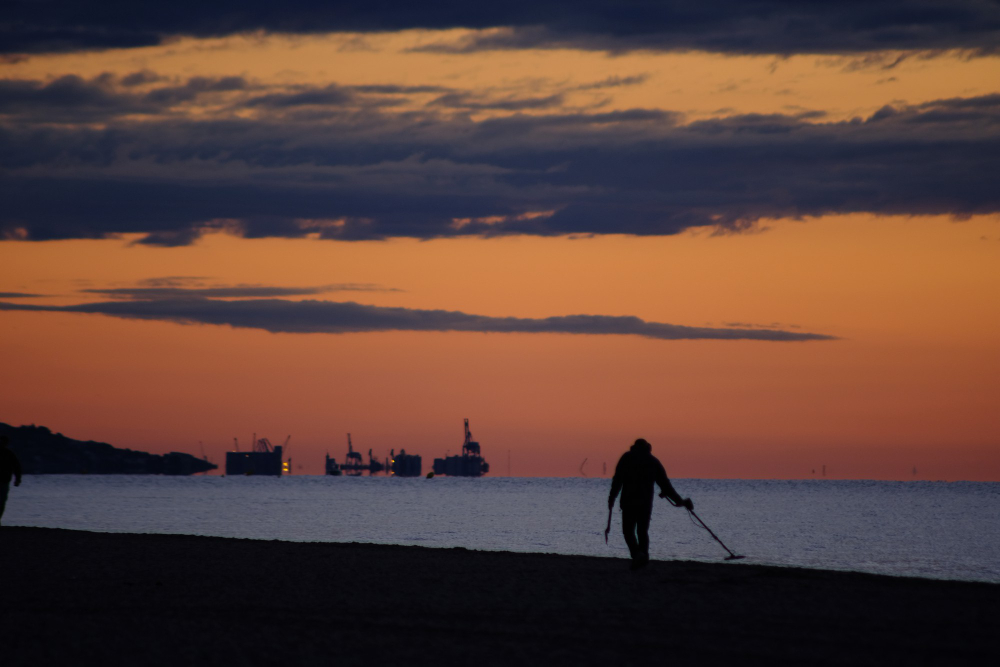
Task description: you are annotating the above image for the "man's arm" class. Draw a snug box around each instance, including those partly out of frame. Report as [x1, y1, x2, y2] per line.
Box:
[655, 460, 692, 509]
[608, 454, 627, 509]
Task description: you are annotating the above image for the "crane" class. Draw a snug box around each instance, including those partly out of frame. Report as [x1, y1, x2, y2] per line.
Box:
[462, 418, 481, 456]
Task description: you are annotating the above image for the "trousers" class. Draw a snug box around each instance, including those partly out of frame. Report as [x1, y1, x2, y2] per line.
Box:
[0, 482, 9, 524]
[621, 506, 652, 562]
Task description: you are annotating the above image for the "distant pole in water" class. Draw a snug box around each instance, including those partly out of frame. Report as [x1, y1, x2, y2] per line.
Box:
[913, 465, 917, 477]
[579, 458, 588, 477]
[508, 449, 511, 477]
[603, 461, 607, 476]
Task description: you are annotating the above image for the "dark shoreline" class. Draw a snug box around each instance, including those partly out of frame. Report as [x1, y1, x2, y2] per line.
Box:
[2, 527, 997, 666]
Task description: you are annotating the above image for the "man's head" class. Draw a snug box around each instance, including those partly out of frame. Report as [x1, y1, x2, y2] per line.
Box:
[631, 438, 652, 454]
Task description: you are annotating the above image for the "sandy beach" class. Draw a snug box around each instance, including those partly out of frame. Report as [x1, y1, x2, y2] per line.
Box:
[1, 527, 996, 666]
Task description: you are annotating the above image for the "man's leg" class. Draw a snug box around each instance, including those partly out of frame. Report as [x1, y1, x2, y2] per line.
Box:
[636, 510, 652, 565]
[621, 508, 640, 561]
[0, 482, 9, 525]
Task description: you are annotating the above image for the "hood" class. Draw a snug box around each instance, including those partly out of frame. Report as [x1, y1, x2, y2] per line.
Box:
[630, 438, 652, 455]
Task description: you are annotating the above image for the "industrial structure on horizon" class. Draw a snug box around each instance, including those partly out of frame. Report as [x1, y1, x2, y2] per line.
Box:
[228, 420, 488, 478]
[433, 419, 489, 477]
[326, 434, 385, 476]
[390, 449, 422, 477]
[225, 434, 288, 476]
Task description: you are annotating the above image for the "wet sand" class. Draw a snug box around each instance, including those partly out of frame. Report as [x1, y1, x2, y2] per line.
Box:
[1, 527, 997, 665]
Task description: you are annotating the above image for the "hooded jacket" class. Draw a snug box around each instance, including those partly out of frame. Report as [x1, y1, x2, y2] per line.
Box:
[609, 440, 682, 513]
[0, 447, 21, 485]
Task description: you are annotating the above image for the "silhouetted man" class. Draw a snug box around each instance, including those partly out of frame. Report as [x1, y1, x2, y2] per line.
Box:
[608, 438, 692, 569]
[0, 435, 23, 526]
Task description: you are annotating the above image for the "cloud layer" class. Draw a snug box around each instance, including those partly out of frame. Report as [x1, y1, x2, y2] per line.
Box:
[2, 73, 998, 244]
[0, 295, 834, 342]
[82, 283, 400, 299]
[4, 1, 999, 56]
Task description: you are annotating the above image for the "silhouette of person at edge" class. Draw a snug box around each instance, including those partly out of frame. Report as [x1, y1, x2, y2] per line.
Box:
[0, 435, 23, 526]
[608, 438, 692, 570]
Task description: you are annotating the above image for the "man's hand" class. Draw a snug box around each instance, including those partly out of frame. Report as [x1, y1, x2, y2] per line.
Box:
[14, 479, 21, 487]
[682, 498, 694, 511]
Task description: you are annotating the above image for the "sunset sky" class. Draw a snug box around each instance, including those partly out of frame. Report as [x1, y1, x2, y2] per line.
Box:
[2, 2, 998, 479]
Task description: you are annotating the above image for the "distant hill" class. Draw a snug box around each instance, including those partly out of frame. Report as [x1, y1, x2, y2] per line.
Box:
[0, 423, 217, 475]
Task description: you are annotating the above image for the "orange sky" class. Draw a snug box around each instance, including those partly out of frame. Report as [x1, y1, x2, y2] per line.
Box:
[3, 215, 998, 479]
[2, 29, 999, 479]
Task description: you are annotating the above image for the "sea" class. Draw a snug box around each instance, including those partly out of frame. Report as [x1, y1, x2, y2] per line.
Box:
[6, 475, 999, 584]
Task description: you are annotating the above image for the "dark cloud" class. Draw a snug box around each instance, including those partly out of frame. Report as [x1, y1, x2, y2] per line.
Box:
[1, 92, 997, 244]
[143, 76, 251, 105]
[0, 75, 461, 126]
[0, 297, 834, 342]
[120, 70, 168, 87]
[242, 83, 574, 114]
[351, 85, 453, 95]
[82, 284, 400, 299]
[922, 93, 1000, 110]
[0, 292, 41, 298]
[431, 91, 566, 111]
[2, 1, 999, 56]
[136, 276, 209, 287]
[722, 321, 797, 330]
[0, 74, 254, 123]
[572, 75, 651, 91]
[243, 84, 354, 109]
[0, 75, 151, 120]
[132, 227, 207, 247]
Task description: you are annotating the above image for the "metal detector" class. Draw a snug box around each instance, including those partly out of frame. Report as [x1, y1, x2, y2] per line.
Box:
[687, 508, 745, 560]
[665, 496, 745, 560]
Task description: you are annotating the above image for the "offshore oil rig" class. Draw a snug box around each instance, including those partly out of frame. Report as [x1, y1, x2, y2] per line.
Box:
[326, 434, 385, 476]
[390, 449, 422, 477]
[433, 419, 489, 477]
[226, 434, 289, 476]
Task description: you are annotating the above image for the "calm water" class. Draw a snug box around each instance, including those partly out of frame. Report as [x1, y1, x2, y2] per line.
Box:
[6, 476, 1000, 583]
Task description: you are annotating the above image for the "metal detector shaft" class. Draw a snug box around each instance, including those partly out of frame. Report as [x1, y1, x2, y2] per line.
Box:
[688, 509, 743, 560]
